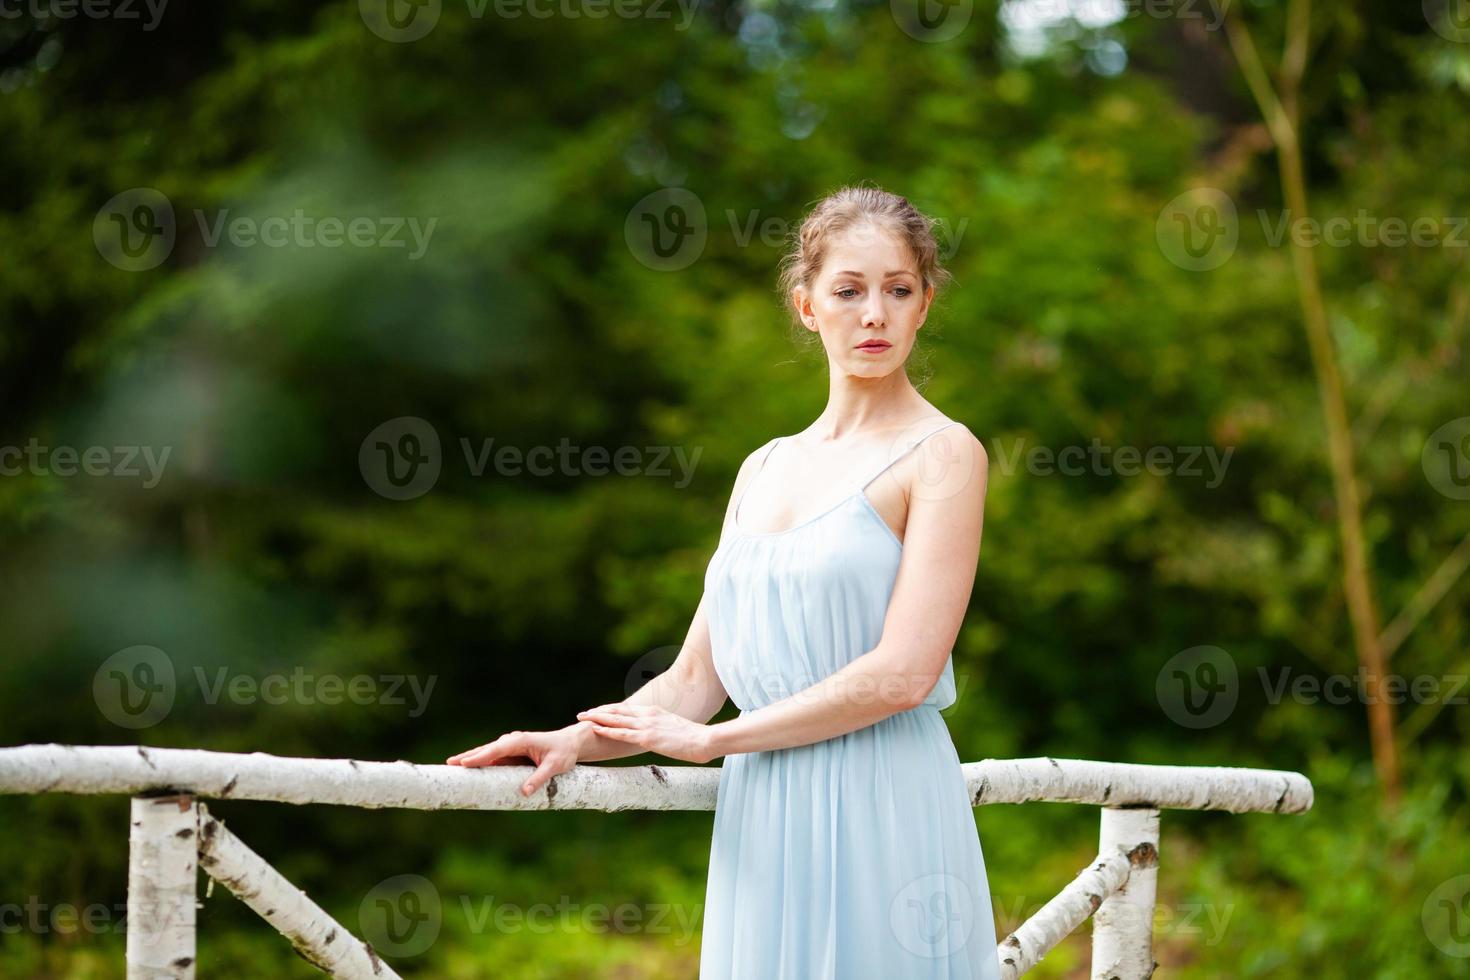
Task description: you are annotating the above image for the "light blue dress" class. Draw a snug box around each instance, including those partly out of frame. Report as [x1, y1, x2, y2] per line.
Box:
[699, 420, 1002, 980]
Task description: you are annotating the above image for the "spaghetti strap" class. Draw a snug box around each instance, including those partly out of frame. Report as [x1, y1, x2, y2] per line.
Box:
[856, 418, 965, 494]
[733, 437, 783, 527]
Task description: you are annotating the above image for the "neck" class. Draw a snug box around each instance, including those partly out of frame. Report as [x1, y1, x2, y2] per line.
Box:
[809, 367, 929, 441]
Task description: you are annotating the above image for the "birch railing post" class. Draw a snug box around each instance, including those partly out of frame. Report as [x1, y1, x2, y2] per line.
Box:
[1090, 806, 1160, 980]
[126, 793, 199, 980]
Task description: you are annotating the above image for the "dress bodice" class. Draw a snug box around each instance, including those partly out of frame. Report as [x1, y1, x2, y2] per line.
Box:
[703, 420, 966, 713]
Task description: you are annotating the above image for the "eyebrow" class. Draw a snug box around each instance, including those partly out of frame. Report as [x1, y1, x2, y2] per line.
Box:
[833, 270, 916, 278]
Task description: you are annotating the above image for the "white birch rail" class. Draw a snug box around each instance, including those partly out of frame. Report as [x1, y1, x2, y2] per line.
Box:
[0, 743, 1313, 979]
[196, 802, 400, 979]
[0, 743, 1313, 814]
[998, 846, 1134, 979]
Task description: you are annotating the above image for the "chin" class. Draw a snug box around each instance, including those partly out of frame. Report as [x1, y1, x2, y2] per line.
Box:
[849, 360, 898, 378]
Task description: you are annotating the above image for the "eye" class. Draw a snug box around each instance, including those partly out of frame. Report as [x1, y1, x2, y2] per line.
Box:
[836, 287, 859, 299]
[892, 286, 912, 297]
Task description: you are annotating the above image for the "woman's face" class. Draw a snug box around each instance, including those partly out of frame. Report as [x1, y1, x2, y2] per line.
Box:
[794, 222, 933, 379]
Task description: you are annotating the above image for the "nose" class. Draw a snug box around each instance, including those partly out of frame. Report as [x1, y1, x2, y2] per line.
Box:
[862, 293, 885, 328]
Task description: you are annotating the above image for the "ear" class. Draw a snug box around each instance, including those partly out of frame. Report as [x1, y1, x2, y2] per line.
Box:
[917, 282, 935, 329]
[792, 287, 818, 333]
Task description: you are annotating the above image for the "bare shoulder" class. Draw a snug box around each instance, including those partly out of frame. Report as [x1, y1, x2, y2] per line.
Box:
[718, 435, 781, 525]
[735, 435, 781, 483]
[942, 421, 987, 472]
[910, 419, 988, 506]
[922, 417, 987, 462]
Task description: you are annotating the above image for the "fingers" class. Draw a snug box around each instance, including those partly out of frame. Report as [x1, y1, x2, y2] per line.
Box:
[446, 744, 486, 765]
[577, 711, 640, 732]
[521, 754, 569, 798]
[577, 705, 652, 726]
[447, 733, 521, 767]
[578, 703, 653, 718]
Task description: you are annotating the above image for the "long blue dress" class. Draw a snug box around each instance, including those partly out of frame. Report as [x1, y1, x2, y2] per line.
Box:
[699, 419, 1003, 980]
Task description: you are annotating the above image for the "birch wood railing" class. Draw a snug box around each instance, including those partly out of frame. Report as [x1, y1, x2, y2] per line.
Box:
[0, 744, 1314, 979]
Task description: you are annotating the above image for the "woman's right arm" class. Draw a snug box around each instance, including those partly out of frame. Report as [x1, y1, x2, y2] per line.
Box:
[568, 439, 777, 762]
[448, 438, 772, 790]
[567, 590, 729, 762]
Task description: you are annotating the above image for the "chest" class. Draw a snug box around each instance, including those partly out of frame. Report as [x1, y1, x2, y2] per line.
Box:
[709, 498, 904, 597]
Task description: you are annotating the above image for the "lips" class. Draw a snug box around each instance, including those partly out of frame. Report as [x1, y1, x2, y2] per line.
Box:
[856, 341, 891, 351]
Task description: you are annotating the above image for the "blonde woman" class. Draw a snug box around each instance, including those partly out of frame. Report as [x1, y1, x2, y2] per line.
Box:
[450, 185, 1001, 979]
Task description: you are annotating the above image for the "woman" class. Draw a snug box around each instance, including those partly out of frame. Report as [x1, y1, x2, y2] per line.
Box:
[448, 185, 1001, 979]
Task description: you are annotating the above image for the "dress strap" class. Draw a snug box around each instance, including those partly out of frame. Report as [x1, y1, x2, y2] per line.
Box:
[733, 437, 783, 526]
[855, 419, 965, 494]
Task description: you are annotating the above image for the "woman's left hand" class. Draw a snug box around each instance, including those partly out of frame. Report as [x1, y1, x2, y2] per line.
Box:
[575, 704, 719, 764]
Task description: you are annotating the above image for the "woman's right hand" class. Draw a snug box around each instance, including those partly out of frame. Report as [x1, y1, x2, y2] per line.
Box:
[445, 725, 588, 797]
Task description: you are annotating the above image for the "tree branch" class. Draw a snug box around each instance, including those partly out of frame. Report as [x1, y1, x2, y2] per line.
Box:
[1381, 530, 1470, 661]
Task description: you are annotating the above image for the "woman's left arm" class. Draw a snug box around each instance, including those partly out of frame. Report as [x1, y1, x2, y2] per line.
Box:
[578, 429, 989, 762]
